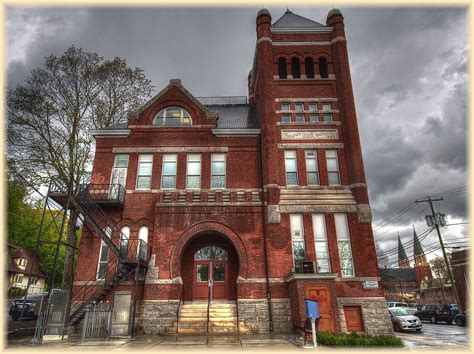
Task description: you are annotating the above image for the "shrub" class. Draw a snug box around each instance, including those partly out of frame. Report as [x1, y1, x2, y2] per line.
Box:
[316, 331, 404, 347]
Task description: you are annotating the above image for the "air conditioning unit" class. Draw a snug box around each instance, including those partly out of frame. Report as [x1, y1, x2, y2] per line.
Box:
[294, 261, 316, 274]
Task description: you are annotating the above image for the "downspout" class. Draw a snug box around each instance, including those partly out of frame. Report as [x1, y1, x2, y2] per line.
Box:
[258, 132, 274, 333]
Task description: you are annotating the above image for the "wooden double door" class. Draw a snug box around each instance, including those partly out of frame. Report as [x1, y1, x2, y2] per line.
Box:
[193, 245, 228, 300]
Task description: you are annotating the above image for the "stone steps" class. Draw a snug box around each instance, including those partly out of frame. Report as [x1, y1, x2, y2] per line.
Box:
[177, 301, 238, 334]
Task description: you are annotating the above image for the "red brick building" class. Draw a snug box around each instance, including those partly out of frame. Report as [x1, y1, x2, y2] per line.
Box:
[71, 8, 392, 335]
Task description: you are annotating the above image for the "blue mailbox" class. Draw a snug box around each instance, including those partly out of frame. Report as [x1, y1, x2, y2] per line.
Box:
[304, 299, 319, 319]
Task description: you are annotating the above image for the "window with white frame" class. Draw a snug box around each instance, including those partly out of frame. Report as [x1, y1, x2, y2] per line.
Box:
[211, 153, 226, 189]
[153, 106, 192, 126]
[290, 214, 306, 265]
[31, 277, 38, 285]
[295, 103, 304, 112]
[312, 214, 331, 273]
[295, 113, 305, 123]
[335, 213, 354, 276]
[284, 150, 298, 186]
[136, 155, 153, 190]
[305, 150, 319, 186]
[138, 226, 148, 261]
[111, 155, 129, 187]
[97, 227, 111, 280]
[120, 226, 130, 257]
[161, 154, 177, 189]
[282, 114, 292, 123]
[186, 154, 201, 189]
[322, 102, 332, 111]
[308, 102, 317, 111]
[13, 274, 23, 283]
[325, 150, 340, 185]
[18, 258, 27, 267]
[281, 102, 290, 111]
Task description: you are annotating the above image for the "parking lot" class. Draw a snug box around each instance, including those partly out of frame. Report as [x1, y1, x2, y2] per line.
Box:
[395, 322, 469, 349]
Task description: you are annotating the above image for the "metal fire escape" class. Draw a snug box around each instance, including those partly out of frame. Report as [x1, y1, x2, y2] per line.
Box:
[48, 178, 151, 328]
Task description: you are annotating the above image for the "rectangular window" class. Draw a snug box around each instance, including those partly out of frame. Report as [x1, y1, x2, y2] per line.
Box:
[325, 150, 340, 185]
[111, 154, 129, 187]
[335, 213, 354, 276]
[284, 150, 298, 186]
[281, 102, 290, 111]
[161, 154, 177, 189]
[305, 150, 319, 186]
[290, 214, 306, 264]
[211, 153, 226, 189]
[186, 154, 201, 189]
[96, 240, 109, 280]
[136, 154, 153, 190]
[308, 103, 317, 111]
[282, 114, 292, 123]
[295, 103, 304, 112]
[309, 114, 319, 122]
[322, 102, 332, 111]
[18, 258, 27, 267]
[13, 274, 23, 283]
[323, 114, 333, 122]
[295, 114, 305, 123]
[312, 214, 331, 273]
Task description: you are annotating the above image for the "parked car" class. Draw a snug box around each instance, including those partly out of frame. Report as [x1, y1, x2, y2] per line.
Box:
[454, 310, 468, 327]
[9, 293, 48, 321]
[388, 307, 423, 332]
[387, 302, 418, 315]
[415, 304, 459, 324]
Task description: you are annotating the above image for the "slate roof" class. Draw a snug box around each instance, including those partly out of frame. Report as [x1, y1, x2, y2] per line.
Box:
[205, 104, 260, 129]
[272, 9, 324, 28]
[98, 122, 129, 130]
[413, 228, 424, 256]
[379, 268, 417, 282]
[8, 248, 47, 278]
[398, 234, 409, 262]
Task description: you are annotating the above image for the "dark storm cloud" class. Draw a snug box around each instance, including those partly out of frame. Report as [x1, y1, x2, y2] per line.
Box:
[6, 6, 468, 258]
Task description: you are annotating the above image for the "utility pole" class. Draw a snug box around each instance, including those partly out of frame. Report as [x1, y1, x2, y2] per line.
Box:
[416, 196, 463, 314]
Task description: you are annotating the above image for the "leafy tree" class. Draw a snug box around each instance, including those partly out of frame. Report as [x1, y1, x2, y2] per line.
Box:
[430, 256, 450, 280]
[7, 46, 154, 290]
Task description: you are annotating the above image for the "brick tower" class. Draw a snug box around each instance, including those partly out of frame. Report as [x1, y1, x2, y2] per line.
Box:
[413, 227, 433, 286]
[248, 8, 392, 334]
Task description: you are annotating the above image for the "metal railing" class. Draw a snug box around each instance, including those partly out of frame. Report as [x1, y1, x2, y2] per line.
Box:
[196, 96, 248, 105]
[176, 286, 184, 333]
[206, 283, 211, 333]
[78, 183, 125, 205]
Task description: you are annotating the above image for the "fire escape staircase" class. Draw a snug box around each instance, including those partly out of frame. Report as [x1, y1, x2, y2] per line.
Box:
[48, 178, 151, 326]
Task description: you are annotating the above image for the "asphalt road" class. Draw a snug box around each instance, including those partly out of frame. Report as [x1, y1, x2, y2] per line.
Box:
[395, 322, 469, 349]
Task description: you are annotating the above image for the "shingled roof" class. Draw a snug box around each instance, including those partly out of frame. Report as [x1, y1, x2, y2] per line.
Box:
[272, 9, 324, 28]
[413, 227, 425, 256]
[8, 248, 47, 278]
[204, 104, 259, 129]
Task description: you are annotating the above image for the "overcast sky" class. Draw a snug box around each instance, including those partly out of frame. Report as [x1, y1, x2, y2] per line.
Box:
[6, 6, 469, 267]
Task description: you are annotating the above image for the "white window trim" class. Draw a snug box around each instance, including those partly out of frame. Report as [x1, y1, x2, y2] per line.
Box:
[153, 106, 192, 126]
[111, 154, 129, 188]
[335, 213, 355, 277]
[284, 150, 299, 186]
[305, 150, 319, 186]
[312, 214, 331, 273]
[290, 214, 306, 267]
[161, 154, 178, 190]
[325, 150, 341, 186]
[211, 153, 226, 189]
[135, 154, 153, 190]
[186, 154, 202, 189]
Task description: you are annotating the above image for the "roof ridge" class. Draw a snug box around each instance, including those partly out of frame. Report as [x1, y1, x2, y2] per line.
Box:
[272, 9, 324, 28]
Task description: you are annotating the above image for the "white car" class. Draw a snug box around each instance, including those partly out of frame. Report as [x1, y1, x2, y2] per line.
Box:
[387, 302, 418, 315]
[389, 308, 423, 332]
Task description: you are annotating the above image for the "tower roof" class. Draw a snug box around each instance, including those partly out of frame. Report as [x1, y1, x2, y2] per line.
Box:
[398, 234, 408, 262]
[272, 9, 324, 29]
[413, 227, 425, 256]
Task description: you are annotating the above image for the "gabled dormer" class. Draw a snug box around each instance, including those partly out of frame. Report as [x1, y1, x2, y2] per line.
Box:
[127, 79, 218, 128]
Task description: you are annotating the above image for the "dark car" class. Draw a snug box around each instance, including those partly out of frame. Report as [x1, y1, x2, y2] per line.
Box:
[9, 293, 48, 321]
[455, 310, 468, 327]
[415, 304, 459, 324]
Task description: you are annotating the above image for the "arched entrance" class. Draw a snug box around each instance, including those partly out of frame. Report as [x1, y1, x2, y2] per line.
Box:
[180, 233, 239, 301]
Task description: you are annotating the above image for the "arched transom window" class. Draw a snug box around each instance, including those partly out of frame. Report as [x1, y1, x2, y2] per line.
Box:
[194, 246, 228, 261]
[154, 106, 192, 126]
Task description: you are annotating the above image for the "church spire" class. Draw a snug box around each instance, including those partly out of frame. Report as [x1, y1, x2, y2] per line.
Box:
[413, 225, 424, 257]
[398, 233, 410, 268]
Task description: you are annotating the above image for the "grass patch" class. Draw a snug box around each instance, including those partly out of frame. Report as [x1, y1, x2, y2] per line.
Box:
[316, 331, 404, 347]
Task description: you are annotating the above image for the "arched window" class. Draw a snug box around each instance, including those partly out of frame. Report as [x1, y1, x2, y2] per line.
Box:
[291, 57, 301, 78]
[305, 57, 314, 79]
[154, 106, 192, 126]
[120, 226, 130, 257]
[97, 227, 111, 279]
[194, 246, 228, 261]
[138, 226, 148, 260]
[318, 57, 328, 78]
[278, 57, 287, 79]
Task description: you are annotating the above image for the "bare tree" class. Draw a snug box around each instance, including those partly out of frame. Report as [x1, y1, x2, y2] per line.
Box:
[7, 46, 154, 290]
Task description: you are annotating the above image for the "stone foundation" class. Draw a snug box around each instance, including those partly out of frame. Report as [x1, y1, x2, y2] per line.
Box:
[137, 300, 179, 334]
[337, 297, 393, 335]
[237, 298, 292, 334]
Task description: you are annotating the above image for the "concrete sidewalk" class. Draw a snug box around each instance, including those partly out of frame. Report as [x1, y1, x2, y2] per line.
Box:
[7, 333, 311, 351]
